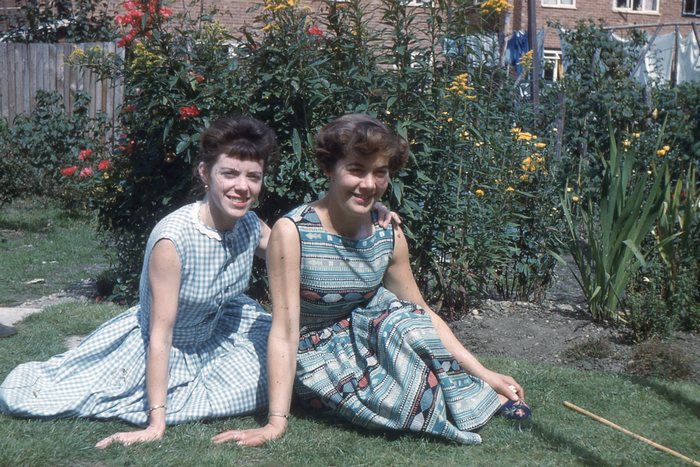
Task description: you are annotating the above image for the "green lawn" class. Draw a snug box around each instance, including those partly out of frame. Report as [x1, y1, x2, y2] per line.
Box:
[1, 199, 699, 466]
[1, 302, 699, 466]
[0, 198, 108, 306]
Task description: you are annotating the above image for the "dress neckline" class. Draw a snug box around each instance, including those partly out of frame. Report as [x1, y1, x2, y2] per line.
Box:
[190, 201, 241, 242]
[304, 204, 380, 242]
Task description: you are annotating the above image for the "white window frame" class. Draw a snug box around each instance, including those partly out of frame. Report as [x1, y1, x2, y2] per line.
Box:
[541, 0, 576, 9]
[682, 0, 700, 16]
[613, 0, 659, 14]
[543, 50, 563, 82]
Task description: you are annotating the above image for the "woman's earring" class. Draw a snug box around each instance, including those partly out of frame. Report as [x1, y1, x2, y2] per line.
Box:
[204, 184, 209, 191]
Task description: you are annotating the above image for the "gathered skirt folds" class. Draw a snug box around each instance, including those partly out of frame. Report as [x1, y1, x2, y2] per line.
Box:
[295, 288, 502, 445]
[0, 299, 271, 426]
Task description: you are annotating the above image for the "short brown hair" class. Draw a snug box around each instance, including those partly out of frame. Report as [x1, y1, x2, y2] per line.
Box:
[198, 115, 278, 174]
[314, 114, 409, 173]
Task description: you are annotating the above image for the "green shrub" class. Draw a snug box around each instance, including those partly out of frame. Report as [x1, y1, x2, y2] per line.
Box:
[71, 0, 565, 310]
[0, 91, 111, 211]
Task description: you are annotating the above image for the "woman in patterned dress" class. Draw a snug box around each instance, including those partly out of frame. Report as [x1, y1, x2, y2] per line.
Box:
[0, 116, 278, 448]
[214, 114, 530, 447]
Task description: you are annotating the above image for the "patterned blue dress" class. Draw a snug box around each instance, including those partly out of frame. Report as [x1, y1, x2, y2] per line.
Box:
[287, 204, 501, 445]
[0, 202, 271, 425]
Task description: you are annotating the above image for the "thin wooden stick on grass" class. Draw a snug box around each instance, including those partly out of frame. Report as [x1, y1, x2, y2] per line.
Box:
[563, 401, 700, 466]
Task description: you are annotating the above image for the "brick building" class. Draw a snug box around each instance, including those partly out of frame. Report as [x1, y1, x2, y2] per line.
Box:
[2, 0, 698, 81]
[507, 0, 699, 81]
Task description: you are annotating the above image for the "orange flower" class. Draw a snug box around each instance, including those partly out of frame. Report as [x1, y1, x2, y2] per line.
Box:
[179, 105, 201, 120]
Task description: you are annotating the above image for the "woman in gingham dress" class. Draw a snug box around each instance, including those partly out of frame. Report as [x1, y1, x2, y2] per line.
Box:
[0, 116, 277, 447]
[215, 114, 530, 448]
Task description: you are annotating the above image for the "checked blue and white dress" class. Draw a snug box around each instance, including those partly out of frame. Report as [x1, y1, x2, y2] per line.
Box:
[0, 202, 271, 426]
[288, 204, 501, 445]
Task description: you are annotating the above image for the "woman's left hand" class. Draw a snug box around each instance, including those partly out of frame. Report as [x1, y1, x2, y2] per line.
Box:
[480, 369, 525, 401]
[373, 202, 401, 228]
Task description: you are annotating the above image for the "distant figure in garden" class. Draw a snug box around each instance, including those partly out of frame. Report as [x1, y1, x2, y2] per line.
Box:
[213, 114, 531, 448]
[0, 116, 278, 447]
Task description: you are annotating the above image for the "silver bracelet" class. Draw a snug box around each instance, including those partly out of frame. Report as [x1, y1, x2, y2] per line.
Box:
[147, 404, 167, 416]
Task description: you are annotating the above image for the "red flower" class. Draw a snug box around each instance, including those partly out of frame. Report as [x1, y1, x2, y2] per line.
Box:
[307, 25, 323, 37]
[179, 105, 201, 120]
[79, 167, 94, 178]
[189, 72, 205, 83]
[98, 160, 111, 171]
[78, 149, 93, 161]
[123, 104, 136, 113]
[60, 166, 79, 177]
[159, 6, 173, 17]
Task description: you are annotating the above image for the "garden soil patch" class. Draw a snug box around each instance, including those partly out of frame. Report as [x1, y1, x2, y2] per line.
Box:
[449, 261, 700, 384]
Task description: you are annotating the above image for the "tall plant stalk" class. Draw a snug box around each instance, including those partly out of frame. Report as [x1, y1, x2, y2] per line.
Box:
[556, 125, 668, 321]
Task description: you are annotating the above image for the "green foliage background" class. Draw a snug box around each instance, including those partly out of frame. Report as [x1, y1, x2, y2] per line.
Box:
[1, 1, 698, 337]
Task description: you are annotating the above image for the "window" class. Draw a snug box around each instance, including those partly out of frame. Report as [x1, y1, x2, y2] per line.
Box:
[402, 0, 432, 6]
[683, 0, 700, 16]
[614, 0, 659, 13]
[543, 50, 563, 82]
[542, 0, 575, 7]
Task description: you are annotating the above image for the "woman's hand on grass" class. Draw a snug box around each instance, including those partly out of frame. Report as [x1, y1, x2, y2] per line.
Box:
[481, 369, 525, 401]
[212, 422, 285, 447]
[95, 425, 165, 449]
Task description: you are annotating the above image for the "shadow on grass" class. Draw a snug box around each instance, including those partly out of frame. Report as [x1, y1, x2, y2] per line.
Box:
[622, 374, 700, 421]
[529, 420, 612, 466]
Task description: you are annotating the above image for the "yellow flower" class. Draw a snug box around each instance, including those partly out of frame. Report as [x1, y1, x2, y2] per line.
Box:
[519, 174, 530, 182]
[474, 141, 482, 147]
[566, 186, 573, 192]
[656, 149, 667, 157]
[505, 186, 515, 193]
[633, 132, 641, 139]
[517, 132, 533, 141]
[571, 195, 580, 203]
[518, 50, 533, 70]
[447, 117, 453, 123]
[622, 139, 631, 148]
[535, 142, 547, 149]
[460, 130, 470, 140]
[662, 145, 670, 152]
[480, 0, 513, 15]
[475, 189, 485, 197]
[447, 74, 476, 100]
[510, 127, 521, 134]
[70, 47, 85, 59]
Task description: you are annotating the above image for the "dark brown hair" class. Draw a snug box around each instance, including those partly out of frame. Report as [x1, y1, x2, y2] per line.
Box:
[314, 114, 409, 173]
[197, 115, 278, 176]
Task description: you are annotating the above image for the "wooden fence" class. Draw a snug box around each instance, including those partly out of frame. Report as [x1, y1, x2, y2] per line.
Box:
[0, 42, 124, 125]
